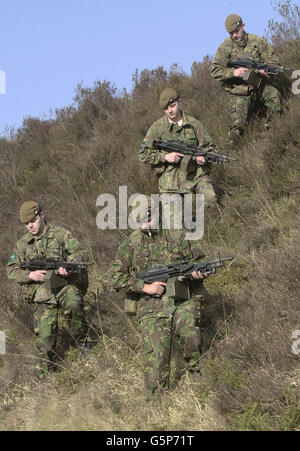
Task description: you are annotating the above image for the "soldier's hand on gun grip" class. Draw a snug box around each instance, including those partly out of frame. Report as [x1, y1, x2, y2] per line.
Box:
[142, 281, 166, 296]
[165, 152, 184, 164]
[234, 67, 248, 77]
[29, 270, 47, 282]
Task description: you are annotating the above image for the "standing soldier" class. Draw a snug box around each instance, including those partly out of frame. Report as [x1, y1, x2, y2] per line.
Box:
[7, 201, 89, 377]
[211, 14, 282, 142]
[139, 88, 218, 213]
[110, 201, 206, 393]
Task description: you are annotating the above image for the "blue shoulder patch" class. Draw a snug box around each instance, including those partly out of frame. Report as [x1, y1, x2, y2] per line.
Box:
[139, 140, 146, 152]
[8, 251, 17, 263]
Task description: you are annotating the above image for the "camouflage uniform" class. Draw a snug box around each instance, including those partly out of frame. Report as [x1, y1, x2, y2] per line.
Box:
[139, 113, 217, 206]
[7, 223, 88, 366]
[110, 228, 205, 392]
[211, 33, 282, 139]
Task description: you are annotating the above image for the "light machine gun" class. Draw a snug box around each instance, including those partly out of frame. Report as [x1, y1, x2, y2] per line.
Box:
[136, 255, 232, 300]
[20, 256, 93, 290]
[153, 140, 235, 166]
[227, 58, 291, 89]
[227, 57, 291, 76]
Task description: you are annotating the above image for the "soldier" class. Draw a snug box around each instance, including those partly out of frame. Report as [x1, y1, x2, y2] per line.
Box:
[139, 88, 218, 212]
[211, 14, 282, 142]
[110, 200, 206, 393]
[7, 201, 89, 377]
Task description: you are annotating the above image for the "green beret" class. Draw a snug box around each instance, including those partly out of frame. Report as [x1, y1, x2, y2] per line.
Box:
[159, 88, 180, 109]
[20, 200, 42, 223]
[225, 14, 243, 33]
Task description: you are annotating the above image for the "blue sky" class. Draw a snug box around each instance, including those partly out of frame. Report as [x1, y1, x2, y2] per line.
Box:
[0, 0, 282, 134]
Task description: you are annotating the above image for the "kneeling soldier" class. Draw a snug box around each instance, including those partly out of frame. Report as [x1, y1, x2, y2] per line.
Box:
[7, 201, 89, 377]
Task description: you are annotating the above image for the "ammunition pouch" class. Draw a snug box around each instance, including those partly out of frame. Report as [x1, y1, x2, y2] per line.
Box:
[124, 298, 138, 315]
[124, 291, 140, 315]
[44, 270, 68, 291]
[242, 69, 262, 89]
[166, 276, 190, 301]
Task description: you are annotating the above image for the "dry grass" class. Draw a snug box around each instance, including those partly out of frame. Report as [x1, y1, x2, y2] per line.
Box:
[0, 332, 227, 431]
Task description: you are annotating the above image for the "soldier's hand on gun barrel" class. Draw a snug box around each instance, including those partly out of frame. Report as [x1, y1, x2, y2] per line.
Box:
[142, 281, 166, 296]
[191, 270, 207, 280]
[259, 69, 267, 76]
[58, 267, 69, 276]
[195, 155, 206, 165]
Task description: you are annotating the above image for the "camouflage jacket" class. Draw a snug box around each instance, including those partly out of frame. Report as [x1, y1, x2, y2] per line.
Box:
[211, 33, 280, 94]
[139, 113, 216, 194]
[110, 228, 206, 317]
[7, 223, 88, 303]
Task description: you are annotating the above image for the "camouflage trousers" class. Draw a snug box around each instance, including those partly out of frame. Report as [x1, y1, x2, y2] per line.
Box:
[139, 298, 202, 392]
[228, 83, 282, 139]
[32, 287, 86, 364]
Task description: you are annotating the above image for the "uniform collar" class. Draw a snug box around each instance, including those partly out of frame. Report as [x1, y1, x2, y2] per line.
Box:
[25, 222, 53, 244]
[164, 112, 190, 130]
[232, 32, 248, 48]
